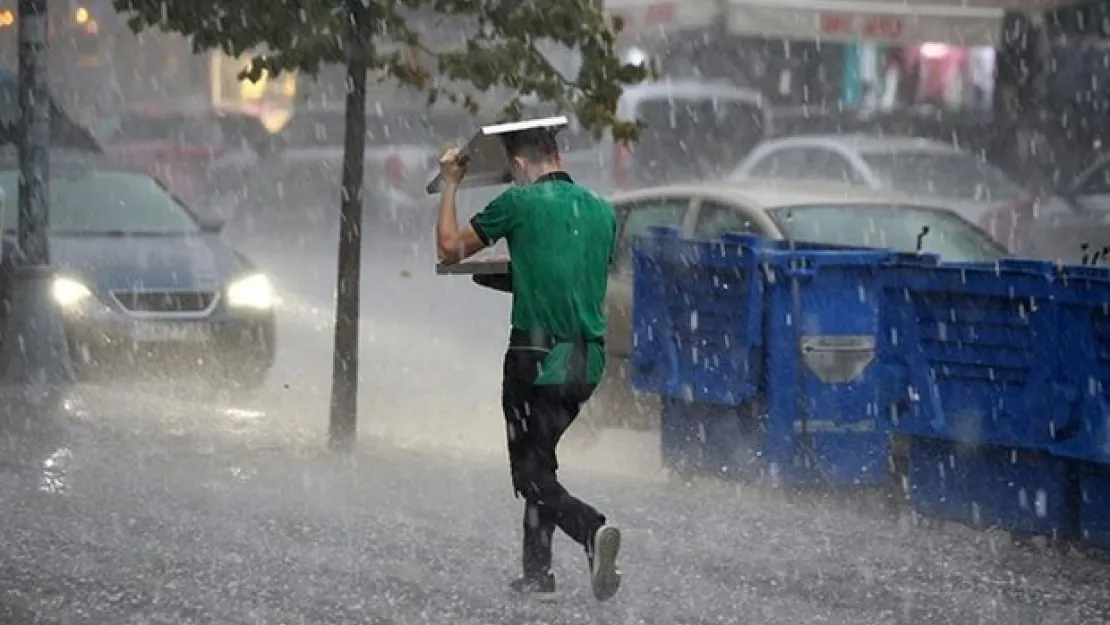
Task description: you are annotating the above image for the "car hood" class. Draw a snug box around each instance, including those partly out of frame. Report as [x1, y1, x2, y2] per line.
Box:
[51, 234, 251, 292]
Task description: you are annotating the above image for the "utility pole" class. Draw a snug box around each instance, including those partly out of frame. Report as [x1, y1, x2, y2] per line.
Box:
[328, 0, 370, 451]
[0, 0, 75, 402]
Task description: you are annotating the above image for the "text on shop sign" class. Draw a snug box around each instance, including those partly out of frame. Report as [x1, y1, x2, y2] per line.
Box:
[820, 13, 904, 38]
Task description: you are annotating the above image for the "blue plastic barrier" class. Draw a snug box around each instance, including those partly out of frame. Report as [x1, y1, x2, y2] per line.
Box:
[882, 259, 1061, 453]
[658, 398, 767, 481]
[632, 227, 1110, 546]
[905, 436, 1074, 538]
[634, 230, 901, 486]
[1048, 266, 1110, 465]
[1079, 463, 1110, 548]
[758, 241, 902, 486]
[631, 227, 764, 406]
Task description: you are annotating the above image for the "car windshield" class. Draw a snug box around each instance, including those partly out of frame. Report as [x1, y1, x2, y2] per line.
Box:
[861, 151, 1024, 203]
[767, 203, 1008, 262]
[0, 167, 202, 236]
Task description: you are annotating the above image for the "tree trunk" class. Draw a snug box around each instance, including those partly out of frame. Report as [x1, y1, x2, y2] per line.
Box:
[0, 0, 75, 404]
[328, 1, 370, 452]
[17, 0, 49, 266]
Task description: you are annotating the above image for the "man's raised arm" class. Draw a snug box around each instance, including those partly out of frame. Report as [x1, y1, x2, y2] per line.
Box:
[436, 147, 488, 265]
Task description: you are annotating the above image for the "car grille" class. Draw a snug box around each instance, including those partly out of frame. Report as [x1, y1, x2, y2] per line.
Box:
[112, 290, 217, 314]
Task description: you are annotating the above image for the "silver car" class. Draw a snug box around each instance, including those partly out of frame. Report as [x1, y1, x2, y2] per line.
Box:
[730, 134, 1039, 251]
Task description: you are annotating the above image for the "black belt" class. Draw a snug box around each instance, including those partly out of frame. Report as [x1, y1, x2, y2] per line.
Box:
[508, 328, 604, 350]
[508, 328, 603, 385]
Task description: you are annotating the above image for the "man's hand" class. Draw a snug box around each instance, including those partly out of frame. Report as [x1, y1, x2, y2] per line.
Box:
[439, 147, 469, 187]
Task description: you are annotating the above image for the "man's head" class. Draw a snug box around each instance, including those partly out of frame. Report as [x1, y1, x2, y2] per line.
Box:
[502, 128, 563, 184]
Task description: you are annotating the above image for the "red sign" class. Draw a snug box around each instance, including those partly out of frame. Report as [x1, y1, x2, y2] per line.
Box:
[862, 16, 903, 38]
[645, 3, 675, 23]
[821, 13, 903, 38]
[821, 13, 852, 35]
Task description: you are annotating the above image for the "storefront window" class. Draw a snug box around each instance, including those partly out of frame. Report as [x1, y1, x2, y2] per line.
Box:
[854, 43, 996, 115]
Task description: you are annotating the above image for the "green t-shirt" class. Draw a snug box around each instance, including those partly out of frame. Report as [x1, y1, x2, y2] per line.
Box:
[470, 172, 616, 386]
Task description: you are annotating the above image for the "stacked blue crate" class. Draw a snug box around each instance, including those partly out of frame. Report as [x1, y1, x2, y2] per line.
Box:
[903, 439, 1074, 537]
[631, 227, 764, 405]
[881, 258, 1072, 535]
[1050, 266, 1110, 548]
[632, 228, 766, 479]
[632, 229, 899, 486]
[882, 258, 1058, 448]
[632, 226, 1110, 546]
[758, 241, 901, 486]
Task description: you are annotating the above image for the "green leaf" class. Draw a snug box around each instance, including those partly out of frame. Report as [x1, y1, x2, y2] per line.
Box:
[112, 0, 647, 140]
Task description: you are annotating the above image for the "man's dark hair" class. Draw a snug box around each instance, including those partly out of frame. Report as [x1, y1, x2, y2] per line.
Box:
[502, 128, 560, 163]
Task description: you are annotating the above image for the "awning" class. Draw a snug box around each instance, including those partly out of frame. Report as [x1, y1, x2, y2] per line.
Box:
[606, 0, 1099, 47]
[727, 0, 1006, 46]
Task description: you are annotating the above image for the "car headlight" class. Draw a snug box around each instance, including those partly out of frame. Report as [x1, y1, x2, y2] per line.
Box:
[227, 273, 274, 309]
[53, 276, 92, 307]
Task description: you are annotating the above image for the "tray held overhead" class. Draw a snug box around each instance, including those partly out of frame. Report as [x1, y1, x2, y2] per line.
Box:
[425, 116, 568, 194]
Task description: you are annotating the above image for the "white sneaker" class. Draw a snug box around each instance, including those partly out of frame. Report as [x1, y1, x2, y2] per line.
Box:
[588, 524, 622, 601]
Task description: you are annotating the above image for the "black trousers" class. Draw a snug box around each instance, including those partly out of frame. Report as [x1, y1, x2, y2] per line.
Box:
[501, 346, 607, 579]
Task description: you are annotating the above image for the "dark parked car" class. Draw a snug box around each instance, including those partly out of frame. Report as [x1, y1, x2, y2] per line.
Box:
[0, 150, 276, 391]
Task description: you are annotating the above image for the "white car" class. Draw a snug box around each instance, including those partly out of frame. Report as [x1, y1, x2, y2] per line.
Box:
[580, 179, 1007, 436]
[1018, 153, 1110, 263]
[729, 134, 1038, 249]
[520, 80, 771, 196]
[1064, 153, 1110, 215]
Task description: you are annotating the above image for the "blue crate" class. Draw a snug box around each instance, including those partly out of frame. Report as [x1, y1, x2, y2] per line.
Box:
[660, 395, 884, 487]
[1048, 266, 1110, 464]
[1079, 464, 1110, 548]
[659, 397, 767, 480]
[637, 230, 903, 486]
[629, 227, 678, 397]
[632, 228, 764, 405]
[905, 436, 1074, 538]
[882, 259, 1060, 453]
[758, 243, 903, 486]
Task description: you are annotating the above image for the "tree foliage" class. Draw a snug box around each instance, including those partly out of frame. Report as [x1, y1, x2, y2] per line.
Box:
[111, 0, 650, 140]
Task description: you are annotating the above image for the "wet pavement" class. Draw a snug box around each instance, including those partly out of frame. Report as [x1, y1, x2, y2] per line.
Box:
[2, 229, 1110, 624]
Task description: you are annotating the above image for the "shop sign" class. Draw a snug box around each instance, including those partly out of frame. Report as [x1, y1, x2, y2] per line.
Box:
[645, 3, 676, 23]
[820, 12, 904, 39]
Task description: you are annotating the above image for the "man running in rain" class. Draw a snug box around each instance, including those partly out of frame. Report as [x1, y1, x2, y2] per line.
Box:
[435, 128, 622, 602]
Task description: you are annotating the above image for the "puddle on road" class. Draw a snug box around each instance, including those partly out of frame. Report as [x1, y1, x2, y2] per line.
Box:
[39, 447, 73, 495]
